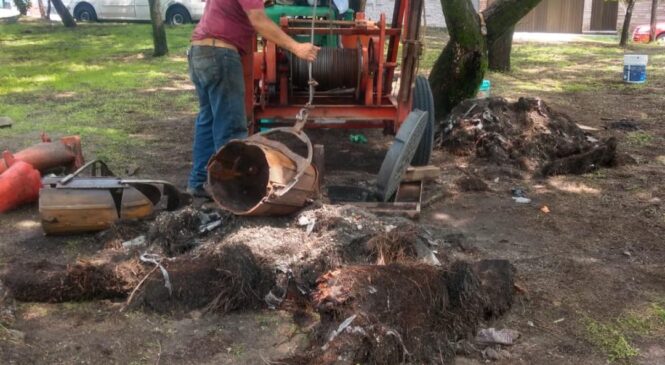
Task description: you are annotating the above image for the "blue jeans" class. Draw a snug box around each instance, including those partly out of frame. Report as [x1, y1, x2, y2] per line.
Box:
[187, 45, 248, 189]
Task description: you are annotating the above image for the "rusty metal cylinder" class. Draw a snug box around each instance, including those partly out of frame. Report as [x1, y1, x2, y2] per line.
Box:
[207, 131, 319, 216]
[0, 135, 84, 174]
[290, 47, 361, 91]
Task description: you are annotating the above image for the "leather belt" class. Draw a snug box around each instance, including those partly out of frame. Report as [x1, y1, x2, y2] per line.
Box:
[191, 38, 237, 51]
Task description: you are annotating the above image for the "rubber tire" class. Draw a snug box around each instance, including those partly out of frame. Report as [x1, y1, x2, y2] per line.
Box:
[166, 6, 191, 25]
[410, 75, 436, 166]
[657, 34, 665, 45]
[74, 3, 97, 22]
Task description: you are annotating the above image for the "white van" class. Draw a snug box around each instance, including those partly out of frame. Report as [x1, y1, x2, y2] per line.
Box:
[66, 0, 205, 25]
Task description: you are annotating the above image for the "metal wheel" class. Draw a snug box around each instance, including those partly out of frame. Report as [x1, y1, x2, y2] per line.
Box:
[410, 75, 435, 166]
[74, 3, 97, 22]
[166, 6, 191, 25]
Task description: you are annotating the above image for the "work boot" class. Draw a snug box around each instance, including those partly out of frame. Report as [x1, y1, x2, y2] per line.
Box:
[186, 185, 212, 200]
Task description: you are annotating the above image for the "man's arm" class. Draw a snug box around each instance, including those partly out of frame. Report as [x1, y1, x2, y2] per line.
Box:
[246, 9, 320, 62]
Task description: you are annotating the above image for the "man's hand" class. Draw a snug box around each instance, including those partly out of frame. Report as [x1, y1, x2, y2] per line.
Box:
[292, 42, 320, 62]
[247, 9, 320, 62]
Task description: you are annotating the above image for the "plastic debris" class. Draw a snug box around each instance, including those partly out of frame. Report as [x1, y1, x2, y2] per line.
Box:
[198, 212, 224, 234]
[511, 187, 531, 204]
[414, 239, 441, 266]
[540, 205, 551, 213]
[140, 253, 172, 296]
[322, 314, 357, 350]
[349, 134, 368, 144]
[475, 328, 520, 346]
[511, 187, 528, 198]
[297, 215, 316, 235]
[122, 235, 147, 249]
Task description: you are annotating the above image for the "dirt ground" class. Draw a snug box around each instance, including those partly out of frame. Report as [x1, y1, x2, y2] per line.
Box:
[2, 45, 665, 364]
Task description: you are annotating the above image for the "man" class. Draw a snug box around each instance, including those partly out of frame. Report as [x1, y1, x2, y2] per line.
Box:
[187, 0, 320, 197]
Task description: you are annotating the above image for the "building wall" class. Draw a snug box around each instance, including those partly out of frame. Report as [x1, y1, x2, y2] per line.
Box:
[617, 0, 665, 33]
[582, 0, 594, 31]
[363, 0, 665, 34]
[363, 0, 479, 28]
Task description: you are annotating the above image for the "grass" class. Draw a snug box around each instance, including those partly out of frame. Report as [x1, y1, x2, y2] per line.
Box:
[585, 318, 639, 362]
[1, 21, 664, 170]
[583, 304, 665, 363]
[626, 131, 655, 146]
[0, 20, 197, 169]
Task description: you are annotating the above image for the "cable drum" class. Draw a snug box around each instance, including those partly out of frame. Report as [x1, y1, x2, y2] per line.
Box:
[290, 47, 361, 91]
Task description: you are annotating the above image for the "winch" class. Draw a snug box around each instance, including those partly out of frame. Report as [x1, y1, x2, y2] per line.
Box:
[243, 0, 435, 166]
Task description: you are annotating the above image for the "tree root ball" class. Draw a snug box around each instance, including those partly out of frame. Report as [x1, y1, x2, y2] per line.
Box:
[1, 255, 141, 303]
[1, 244, 274, 314]
[287, 260, 514, 365]
[441, 97, 617, 176]
[133, 244, 274, 313]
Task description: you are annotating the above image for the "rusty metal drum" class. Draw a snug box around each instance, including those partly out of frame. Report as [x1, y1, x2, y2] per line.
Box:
[207, 127, 319, 216]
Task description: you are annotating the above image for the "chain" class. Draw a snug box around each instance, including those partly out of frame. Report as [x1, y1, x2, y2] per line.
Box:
[295, 0, 319, 132]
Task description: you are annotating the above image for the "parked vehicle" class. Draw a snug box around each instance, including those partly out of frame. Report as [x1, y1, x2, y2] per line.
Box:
[65, 0, 205, 25]
[632, 22, 665, 43]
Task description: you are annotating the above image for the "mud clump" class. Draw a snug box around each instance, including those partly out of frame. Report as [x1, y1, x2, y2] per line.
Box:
[286, 260, 514, 365]
[456, 176, 490, 192]
[146, 207, 201, 256]
[440, 97, 617, 176]
[146, 207, 234, 256]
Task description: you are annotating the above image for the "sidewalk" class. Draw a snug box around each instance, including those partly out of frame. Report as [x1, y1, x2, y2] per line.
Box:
[0, 8, 19, 19]
[0, 8, 62, 22]
[513, 32, 616, 44]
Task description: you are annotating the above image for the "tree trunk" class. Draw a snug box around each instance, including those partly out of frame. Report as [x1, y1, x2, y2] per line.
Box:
[429, 0, 542, 118]
[47, 0, 52, 19]
[488, 26, 514, 71]
[50, 0, 76, 27]
[429, 0, 486, 119]
[483, 0, 542, 44]
[149, 0, 169, 57]
[37, 0, 46, 19]
[620, 0, 636, 47]
[650, 0, 658, 41]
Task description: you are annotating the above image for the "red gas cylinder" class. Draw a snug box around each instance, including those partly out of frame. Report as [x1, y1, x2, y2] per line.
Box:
[0, 152, 42, 213]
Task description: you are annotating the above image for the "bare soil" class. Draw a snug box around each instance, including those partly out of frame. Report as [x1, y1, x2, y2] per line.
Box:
[2, 57, 665, 365]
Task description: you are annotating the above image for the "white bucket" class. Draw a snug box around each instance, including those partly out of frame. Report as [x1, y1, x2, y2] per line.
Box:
[624, 54, 648, 84]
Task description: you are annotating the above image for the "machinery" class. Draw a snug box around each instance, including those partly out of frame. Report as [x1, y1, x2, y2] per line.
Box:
[243, 0, 435, 166]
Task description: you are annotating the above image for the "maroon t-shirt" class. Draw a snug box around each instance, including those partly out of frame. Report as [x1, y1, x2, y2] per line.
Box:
[192, 0, 264, 55]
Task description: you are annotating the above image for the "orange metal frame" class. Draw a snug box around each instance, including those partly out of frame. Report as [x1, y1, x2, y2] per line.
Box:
[243, 0, 417, 135]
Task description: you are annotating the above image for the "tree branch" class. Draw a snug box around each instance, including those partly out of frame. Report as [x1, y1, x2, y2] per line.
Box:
[483, 0, 542, 44]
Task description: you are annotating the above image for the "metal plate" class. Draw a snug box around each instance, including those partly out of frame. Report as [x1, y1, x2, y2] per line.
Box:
[376, 110, 428, 202]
